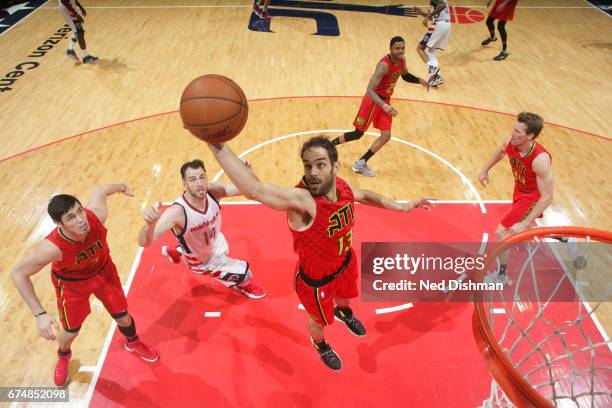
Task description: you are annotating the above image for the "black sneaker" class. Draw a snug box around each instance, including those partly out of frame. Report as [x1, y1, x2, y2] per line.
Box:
[481, 36, 497, 46]
[312, 339, 342, 371]
[334, 306, 366, 337]
[493, 51, 509, 61]
[83, 55, 99, 64]
[66, 49, 79, 62]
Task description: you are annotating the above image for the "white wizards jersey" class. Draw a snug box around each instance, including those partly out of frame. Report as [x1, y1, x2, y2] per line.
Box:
[430, 0, 450, 22]
[173, 193, 228, 267]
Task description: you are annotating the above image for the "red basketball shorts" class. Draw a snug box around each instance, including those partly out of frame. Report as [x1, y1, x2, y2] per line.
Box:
[489, 0, 517, 21]
[294, 255, 359, 326]
[52, 262, 128, 331]
[353, 95, 392, 132]
[500, 194, 542, 228]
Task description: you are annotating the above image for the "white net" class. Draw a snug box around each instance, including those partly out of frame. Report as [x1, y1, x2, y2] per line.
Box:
[478, 231, 612, 408]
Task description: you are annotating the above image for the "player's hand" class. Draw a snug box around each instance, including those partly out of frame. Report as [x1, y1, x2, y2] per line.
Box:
[478, 171, 489, 187]
[419, 78, 430, 92]
[37, 314, 58, 340]
[143, 202, 162, 225]
[207, 142, 225, 153]
[119, 183, 134, 197]
[382, 103, 398, 117]
[509, 221, 529, 235]
[399, 198, 435, 212]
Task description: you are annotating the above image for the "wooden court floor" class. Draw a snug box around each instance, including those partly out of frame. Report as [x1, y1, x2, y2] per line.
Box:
[0, 0, 610, 406]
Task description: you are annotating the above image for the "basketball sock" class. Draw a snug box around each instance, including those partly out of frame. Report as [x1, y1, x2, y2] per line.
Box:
[486, 17, 495, 37]
[360, 149, 375, 163]
[82, 49, 89, 57]
[426, 50, 438, 68]
[118, 318, 138, 342]
[498, 264, 507, 276]
[497, 21, 508, 50]
[68, 35, 77, 51]
[57, 348, 71, 356]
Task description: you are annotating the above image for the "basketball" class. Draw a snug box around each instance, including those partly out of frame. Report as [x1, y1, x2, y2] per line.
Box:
[179, 74, 249, 143]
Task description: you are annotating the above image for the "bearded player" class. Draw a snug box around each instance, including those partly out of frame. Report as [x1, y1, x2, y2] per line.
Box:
[206, 137, 432, 370]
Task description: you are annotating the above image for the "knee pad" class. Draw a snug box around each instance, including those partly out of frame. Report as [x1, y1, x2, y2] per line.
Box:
[344, 130, 364, 142]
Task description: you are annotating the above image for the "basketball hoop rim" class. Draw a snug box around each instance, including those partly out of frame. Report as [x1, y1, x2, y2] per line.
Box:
[473, 226, 612, 408]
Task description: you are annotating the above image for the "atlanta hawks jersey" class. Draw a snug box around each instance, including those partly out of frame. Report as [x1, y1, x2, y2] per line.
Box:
[374, 54, 406, 98]
[506, 142, 551, 200]
[46, 208, 112, 280]
[291, 177, 355, 280]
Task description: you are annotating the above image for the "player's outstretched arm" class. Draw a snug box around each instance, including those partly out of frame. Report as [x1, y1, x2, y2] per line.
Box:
[478, 135, 511, 187]
[10, 240, 62, 340]
[207, 143, 314, 213]
[401, 65, 429, 89]
[208, 159, 260, 199]
[87, 183, 134, 224]
[138, 203, 183, 247]
[353, 188, 434, 212]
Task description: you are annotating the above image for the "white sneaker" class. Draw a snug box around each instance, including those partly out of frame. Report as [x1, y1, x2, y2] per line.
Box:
[352, 159, 375, 177]
[427, 65, 440, 84]
[430, 75, 444, 86]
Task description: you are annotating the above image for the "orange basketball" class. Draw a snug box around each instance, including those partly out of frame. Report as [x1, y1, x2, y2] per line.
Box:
[179, 74, 248, 143]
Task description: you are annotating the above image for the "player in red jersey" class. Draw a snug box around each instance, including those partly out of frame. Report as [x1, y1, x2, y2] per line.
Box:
[480, 0, 519, 61]
[11, 184, 158, 386]
[479, 112, 554, 277]
[206, 137, 432, 371]
[331, 36, 429, 177]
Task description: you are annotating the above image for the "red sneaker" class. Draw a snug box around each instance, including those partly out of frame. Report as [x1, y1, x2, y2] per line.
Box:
[125, 340, 159, 362]
[161, 246, 182, 264]
[54, 350, 71, 386]
[234, 280, 267, 299]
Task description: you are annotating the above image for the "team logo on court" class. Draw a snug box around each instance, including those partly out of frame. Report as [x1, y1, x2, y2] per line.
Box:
[248, 1, 484, 36]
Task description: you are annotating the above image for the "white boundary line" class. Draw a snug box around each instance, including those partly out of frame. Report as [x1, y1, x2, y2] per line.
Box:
[82, 246, 145, 407]
[0, 0, 50, 37]
[479, 232, 489, 255]
[211, 129, 488, 214]
[580, 0, 612, 17]
[187, 200, 511, 205]
[36, 5, 598, 10]
[375, 302, 414, 315]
